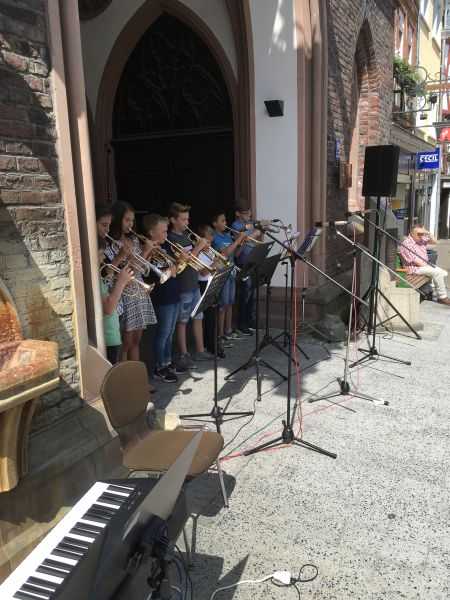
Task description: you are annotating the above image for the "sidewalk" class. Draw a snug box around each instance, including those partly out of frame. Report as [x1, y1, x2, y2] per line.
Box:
[153, 300, 450, 600]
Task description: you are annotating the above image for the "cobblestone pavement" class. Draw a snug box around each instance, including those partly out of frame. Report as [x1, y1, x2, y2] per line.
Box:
[153, 300, 450, 600]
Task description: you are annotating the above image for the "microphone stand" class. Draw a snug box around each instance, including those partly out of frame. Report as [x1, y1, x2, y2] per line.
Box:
[354, 212, 437, 269]
[242, 227, 366, 459]
[308, 246, 388, 407]
[328, 219, 421, 371]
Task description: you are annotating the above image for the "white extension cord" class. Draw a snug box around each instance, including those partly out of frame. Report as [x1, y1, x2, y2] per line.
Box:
[209, 570, 292, 599]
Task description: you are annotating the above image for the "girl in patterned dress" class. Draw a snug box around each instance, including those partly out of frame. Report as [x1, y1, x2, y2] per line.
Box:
[105, 202, 157, 361]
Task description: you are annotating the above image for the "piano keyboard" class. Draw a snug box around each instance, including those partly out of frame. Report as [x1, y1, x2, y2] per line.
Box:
[0, 481, 136, 600]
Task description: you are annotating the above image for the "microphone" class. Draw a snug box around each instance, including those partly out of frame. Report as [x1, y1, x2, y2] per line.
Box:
[253, 220, 281, 233]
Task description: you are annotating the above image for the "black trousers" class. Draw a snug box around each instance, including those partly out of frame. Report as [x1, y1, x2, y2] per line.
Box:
[199, 281, 215, 353]
[106, 345, 121, 365]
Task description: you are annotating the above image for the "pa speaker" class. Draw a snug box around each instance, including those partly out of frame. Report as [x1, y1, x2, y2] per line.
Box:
[362, 145, 400, 197]
[264, 100, 284, 117]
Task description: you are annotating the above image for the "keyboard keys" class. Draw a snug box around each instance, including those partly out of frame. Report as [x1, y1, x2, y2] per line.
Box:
[13, 590, 50, 600]
[1, 480, 138, 600]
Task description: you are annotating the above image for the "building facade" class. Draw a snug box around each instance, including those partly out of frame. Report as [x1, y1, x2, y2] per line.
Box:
[391, 0, 444, 237]
[0, 0, 398, 579]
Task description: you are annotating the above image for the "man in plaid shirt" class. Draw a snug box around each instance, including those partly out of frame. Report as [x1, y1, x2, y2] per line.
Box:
[399, 225, 450, 305]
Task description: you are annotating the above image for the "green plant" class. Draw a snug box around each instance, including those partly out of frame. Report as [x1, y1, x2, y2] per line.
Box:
[393, 56, 426, 97]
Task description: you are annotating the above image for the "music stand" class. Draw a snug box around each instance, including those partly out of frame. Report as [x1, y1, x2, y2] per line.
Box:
[274, 227, 330, 347]
[180, 267, 254, 432]
[225, 242, 287, 402]
[257, 252, 311, 362]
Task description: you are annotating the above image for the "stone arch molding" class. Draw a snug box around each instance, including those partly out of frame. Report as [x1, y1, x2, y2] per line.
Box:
[349, 19, 380, 210]
[93, 0, 252, 205]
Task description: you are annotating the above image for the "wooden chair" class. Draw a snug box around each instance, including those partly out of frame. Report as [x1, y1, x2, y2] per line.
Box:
[100, 361, 228, 507]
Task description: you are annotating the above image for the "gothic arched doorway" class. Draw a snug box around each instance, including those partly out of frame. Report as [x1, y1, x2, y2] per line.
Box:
[111, 13, 234, 224]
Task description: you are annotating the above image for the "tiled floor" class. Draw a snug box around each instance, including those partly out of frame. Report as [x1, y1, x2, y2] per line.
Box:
[153, 299, 450, 599]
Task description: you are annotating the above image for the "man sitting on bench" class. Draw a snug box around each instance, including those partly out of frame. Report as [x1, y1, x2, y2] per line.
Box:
[399, 225, 450, 306]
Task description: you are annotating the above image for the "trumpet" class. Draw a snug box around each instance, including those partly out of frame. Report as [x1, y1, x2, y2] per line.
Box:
[184, 227, 231, 268]
[165, 238, 216, 273]
[104, 234, 171, 283]
[100, 263, 152, 297]
[224, 225, 264, 244]
[129, 229, 187, 275]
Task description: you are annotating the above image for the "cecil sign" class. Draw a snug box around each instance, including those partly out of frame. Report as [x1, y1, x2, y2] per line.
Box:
[416, 149, 440, 170]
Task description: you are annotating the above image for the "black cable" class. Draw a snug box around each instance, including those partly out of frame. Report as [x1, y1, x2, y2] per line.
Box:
[174, 544, 193, 599]
[295, 563, 319, 583]
[221, 396, 257, 452]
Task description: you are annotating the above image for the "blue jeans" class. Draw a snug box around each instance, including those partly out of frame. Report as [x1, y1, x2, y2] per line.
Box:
[219, 274, 236, 307]
[154, 302, 180, 368]
[178, 288, 203, 322]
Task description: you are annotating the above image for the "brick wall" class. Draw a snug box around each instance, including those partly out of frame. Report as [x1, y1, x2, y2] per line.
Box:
[326, 0, 396, 272]
[0, 0, 81, 428]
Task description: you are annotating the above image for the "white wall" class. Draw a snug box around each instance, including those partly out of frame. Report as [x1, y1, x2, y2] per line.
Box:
[80, 0, 237, 116]
[250, 0, 298, 283]
[250, 0, 297, 226]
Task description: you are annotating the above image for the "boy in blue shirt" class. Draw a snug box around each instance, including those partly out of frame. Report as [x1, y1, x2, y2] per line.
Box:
[231, 206, 263, 335]
[212, 212, 246, 342]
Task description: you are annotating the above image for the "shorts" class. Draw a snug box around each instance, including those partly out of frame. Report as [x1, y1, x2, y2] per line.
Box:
[178, 288, 203, 323]
[219, 275, 236, 307]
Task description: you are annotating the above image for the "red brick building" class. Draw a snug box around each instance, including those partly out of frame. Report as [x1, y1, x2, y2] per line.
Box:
[0, 0, 399, 579]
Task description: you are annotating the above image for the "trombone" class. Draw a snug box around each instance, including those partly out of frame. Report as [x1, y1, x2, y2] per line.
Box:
[104, 234, 171, 283]
[100, 263, 152, 297]
[184, 227, 231, 268]
[165, 238, 216, 273]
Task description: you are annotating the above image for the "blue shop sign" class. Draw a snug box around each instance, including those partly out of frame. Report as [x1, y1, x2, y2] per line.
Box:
[416, 149, 440, 170]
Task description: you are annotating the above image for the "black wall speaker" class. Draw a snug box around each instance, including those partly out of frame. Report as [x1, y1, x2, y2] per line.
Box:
[264, 100, 284, 117]
[362, 144, 400, 197]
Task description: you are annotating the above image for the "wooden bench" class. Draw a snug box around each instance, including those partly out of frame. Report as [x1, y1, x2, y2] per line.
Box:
[395, 253, 432, 300]
[0, 278, 59, 492]
[396, 268, 431, 291]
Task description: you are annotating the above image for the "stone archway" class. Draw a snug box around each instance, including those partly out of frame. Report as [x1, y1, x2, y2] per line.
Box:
[349, 21, 379, 211]
[94, 0, 253, 213]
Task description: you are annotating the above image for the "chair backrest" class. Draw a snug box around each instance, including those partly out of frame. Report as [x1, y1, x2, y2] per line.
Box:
[0, 277, 22, 344]
[100, 361, 150, 435]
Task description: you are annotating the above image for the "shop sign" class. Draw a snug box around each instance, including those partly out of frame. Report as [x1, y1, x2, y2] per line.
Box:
[393, 208, 408, 219]
[416, 149, 440, 170]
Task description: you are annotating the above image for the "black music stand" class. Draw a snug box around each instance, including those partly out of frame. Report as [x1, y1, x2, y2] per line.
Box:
[224, 242, 287, 402]
[180, 267, 254, 433]
[241, 225, 369, 459]
[257, 252, 310, 363]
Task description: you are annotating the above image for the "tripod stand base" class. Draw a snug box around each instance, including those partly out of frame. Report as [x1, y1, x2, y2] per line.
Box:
[272, 331, 309, 360]
[350, 347, 411, 368]
[308, 378, 388, 407]
[224, 356, 287, 402]
[180, 405, 254, 434]
[242, 421, 337, 458]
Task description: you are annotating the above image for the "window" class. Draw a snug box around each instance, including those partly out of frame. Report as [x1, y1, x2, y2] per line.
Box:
[432, 0, 442, 34]
[445, 0, 450, 28]
[420, 0, 429, 16]
[395, 9, 405, 57]
[407, 23, 414, 63]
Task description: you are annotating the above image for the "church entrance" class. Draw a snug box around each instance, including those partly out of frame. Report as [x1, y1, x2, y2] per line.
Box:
[111, 14, 234, 226]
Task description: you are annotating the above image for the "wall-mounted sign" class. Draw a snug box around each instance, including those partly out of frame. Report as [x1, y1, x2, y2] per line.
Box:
[393, 208, 409, 219]
[416, 148, 440, 170]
